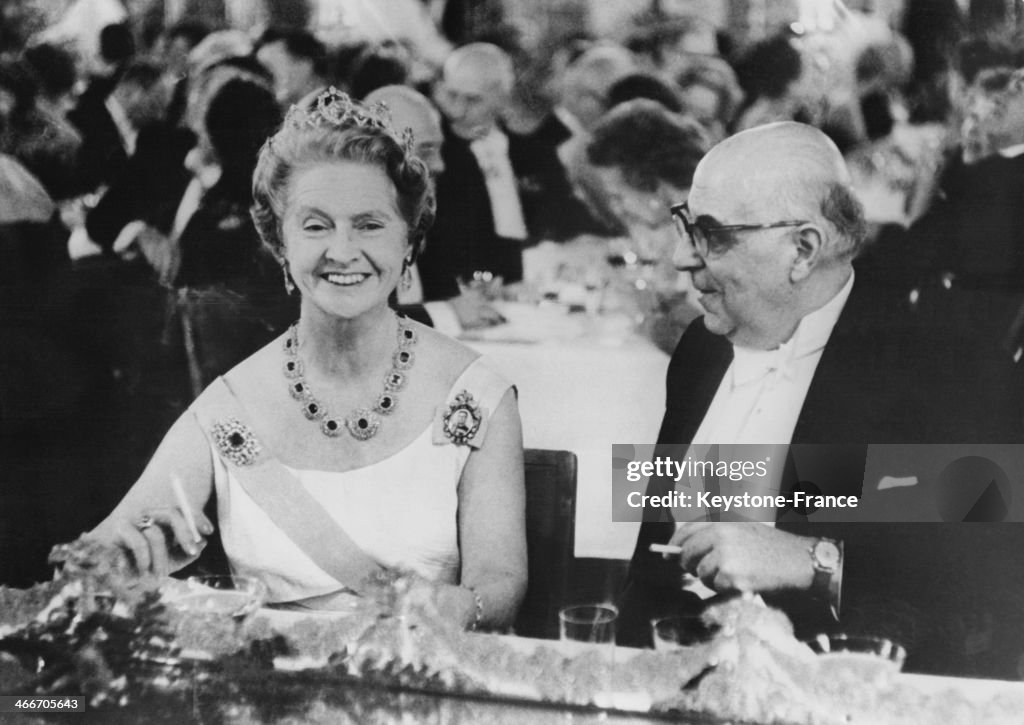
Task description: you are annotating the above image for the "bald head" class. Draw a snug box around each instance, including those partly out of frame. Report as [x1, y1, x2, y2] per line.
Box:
[561, 44, 635, 130]
[364, 85, 445, 176]
[693, 122, 864, 258]
[437, 43, 513, 139]
[444, 43, 514, 94]
[701, 122, 849, 183]
[677, 122, 864, 349]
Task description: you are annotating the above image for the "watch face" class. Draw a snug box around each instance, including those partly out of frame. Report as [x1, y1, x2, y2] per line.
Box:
[813, 540, 841, 570]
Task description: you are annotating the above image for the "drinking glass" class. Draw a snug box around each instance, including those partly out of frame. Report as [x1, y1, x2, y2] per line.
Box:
[457, 270, 504, 301]
[559, 603, 618, 645]
[651, 614, 713, 651]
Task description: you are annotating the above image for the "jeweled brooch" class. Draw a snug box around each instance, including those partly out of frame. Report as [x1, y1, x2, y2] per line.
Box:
[211, 417, 263, 466]
[442, 390, 483, 446]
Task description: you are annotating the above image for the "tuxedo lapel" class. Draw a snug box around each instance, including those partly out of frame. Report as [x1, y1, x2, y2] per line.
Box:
[788, 279, 907, 444]
[657, 320, 733, 445]
[788, 303, 857, 444]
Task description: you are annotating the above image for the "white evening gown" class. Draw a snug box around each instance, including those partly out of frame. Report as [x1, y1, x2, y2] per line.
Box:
[195, 356, 512, 608]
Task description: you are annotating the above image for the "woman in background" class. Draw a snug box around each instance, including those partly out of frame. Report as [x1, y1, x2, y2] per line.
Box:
[586, 99, 710, 352]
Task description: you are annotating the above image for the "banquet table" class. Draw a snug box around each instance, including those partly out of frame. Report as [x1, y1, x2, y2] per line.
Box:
[7, 625, 1024, 725]
[461, 301, 668, 560]
[6, 577, 1024, 725]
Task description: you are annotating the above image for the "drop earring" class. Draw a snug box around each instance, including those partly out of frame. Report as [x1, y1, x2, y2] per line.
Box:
[400, 256, 414, 292]
[281, 262, 296, 295]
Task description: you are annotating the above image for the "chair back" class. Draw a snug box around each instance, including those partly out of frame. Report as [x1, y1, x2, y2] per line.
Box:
[513, 448, 577, 639]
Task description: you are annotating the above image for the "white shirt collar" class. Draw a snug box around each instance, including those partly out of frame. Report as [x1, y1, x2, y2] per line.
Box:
[470, 126, 507, 152]
[104, 95, 137, 155]
[467, 127, 529, 240]
[998, 142, 1024, 158]
[553, 105, 586, 139]
[731, 271, 854, 386]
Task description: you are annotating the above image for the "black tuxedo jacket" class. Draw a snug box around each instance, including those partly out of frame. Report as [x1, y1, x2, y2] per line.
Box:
[863, 152, 1024, 349]
[913, 152, 1024, 290]
[68, 96, 128, 193]
[85, 123, 194, 251]
[419, 121, 605, 300]
[420, 123, 526, 300]
[620, 280, 1024, 676]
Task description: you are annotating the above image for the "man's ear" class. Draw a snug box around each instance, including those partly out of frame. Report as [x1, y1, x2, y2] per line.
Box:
[790, 224, 824, 282]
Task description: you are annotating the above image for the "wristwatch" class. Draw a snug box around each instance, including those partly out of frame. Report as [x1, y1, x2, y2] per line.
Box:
[809, 537, 842, 596]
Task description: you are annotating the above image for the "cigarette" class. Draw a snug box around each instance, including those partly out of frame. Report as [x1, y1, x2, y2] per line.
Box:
[649, 543, 682, 555]
[171, 475, 202, 543]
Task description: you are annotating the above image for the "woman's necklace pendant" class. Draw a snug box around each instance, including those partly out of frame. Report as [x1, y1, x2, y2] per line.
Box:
[344, 410, 379, 440]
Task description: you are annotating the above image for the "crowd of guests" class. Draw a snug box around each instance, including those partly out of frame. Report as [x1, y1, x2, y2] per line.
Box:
[2, 5, 1024, 679]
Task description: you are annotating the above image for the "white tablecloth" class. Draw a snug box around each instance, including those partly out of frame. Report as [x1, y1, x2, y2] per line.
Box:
[464, 303, 668, 559]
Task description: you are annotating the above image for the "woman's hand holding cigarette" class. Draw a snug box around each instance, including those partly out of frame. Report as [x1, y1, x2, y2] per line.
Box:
[91, 474, 215, 577]
[112, 506, 214, 576]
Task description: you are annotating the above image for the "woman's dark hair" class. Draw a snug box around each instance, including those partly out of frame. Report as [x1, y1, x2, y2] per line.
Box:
[586, 99, 709, 193]
[734, 33, 801, 101]
[21, 44, 76, 99]
[606, 72, 683, 114]
[205, 78, 282, 205]
[252, 91, 434, 261]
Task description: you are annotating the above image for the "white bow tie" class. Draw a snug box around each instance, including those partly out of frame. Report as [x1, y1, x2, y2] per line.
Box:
[471, 131, 510, 177]
[732, 341, 799, 386]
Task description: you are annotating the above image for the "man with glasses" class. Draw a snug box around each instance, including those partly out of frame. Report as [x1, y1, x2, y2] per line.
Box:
[618, 122, 1023, 675]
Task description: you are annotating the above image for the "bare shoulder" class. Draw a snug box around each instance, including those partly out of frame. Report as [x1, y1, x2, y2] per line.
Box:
[407, 320, 481, 388]
[216, 332, 293, 410]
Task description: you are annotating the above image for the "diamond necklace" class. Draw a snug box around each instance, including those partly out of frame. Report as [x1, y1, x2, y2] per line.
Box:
[282, 314, 417, 441]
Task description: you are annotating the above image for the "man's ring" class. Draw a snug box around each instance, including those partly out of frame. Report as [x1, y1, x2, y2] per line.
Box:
[136, 515, 155, 531]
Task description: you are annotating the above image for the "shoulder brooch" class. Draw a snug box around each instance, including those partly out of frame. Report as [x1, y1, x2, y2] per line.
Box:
[211, 417, 263, 466]
[434, 390, 488, 448]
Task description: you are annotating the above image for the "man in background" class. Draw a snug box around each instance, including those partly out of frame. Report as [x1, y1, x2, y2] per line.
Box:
[255, 28, 330, 109]
[70, 59, 173, 194]
[423, 42, 598, 299]
[364, 83, 504, 332]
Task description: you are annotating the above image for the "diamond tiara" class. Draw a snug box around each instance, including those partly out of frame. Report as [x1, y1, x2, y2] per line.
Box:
[284, 86, 415, 154]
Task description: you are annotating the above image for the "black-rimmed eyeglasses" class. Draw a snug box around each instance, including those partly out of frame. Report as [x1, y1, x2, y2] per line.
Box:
[669, 201, 807, 257]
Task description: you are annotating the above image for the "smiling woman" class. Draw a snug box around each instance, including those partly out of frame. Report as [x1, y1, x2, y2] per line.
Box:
[281, 162, 410, 320]
[86, 90, 528, 632]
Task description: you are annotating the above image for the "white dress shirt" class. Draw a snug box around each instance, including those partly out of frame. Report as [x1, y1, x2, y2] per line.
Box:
[677, 272, 854, 602]
[692, 272, 855, 446]
[469, 128, 528, 241]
